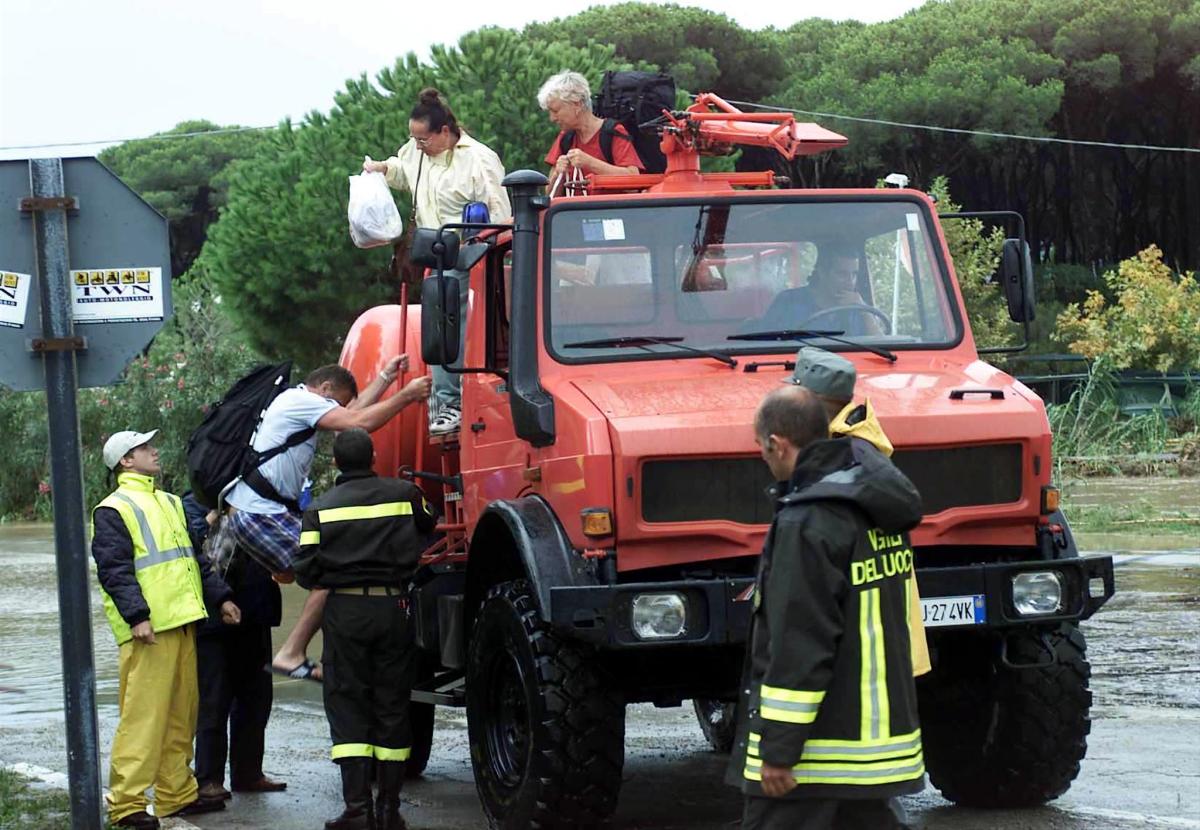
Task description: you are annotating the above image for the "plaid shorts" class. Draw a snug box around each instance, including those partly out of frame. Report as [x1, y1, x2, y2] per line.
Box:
[228, 509, 301, 574]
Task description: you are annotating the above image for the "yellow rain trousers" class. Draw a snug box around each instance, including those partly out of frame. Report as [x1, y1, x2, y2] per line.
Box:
[106, 625, 200, 823]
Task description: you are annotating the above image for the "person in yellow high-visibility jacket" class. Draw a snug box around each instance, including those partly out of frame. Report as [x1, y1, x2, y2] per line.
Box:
[92, 429, 241, 829]
[784, 348, 932, 677]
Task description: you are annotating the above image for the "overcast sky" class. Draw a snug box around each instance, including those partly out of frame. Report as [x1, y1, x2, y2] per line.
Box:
[0, 0, 924, 160]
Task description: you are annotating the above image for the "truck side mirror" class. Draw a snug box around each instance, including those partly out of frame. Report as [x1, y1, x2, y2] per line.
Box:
[999, 238, 1036, 323]
[410, 228, 461, 271]
[421, 274, 461, 366]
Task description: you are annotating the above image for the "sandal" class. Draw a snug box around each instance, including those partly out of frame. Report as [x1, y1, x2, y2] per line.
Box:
[266, 658, 321, 682]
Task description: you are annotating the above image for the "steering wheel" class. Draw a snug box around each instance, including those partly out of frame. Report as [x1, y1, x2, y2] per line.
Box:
[801, 303, 892, 333]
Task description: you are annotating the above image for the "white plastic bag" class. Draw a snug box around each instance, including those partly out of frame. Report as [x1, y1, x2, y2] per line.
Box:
[347, 171, 404, 248]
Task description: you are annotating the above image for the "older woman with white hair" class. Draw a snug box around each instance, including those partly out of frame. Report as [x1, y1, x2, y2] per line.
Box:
[539, 70, 644, 179]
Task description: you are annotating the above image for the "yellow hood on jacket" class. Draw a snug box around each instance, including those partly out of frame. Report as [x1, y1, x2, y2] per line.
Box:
[829, 398, 894, 457]
[828, 399, 929, 676]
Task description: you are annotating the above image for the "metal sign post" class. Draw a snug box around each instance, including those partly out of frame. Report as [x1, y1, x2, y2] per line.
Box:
[2, 157, 172, 829]
[27, 158, 101, 830]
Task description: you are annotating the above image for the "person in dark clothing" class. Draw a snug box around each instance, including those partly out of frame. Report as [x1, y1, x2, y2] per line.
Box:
[752, 244, 885, 337]
[182, 493, 287, 802]
[729, 387, 925, 830]
[92, 429, 237, 828]
[294, 429, 436, 830]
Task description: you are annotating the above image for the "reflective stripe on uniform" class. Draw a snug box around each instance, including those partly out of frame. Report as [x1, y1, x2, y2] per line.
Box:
[331, 743, 374, 760]
[111, 492, 191, 571]
[299, 530, 321, 546]
[330, 743, 412, 761]
[859, 586, 887, 741]
[743, 754, 925, 785]
[872, 587, 890, 736]
[748, 730, 922, 762]
[134, 546, 191, 571]
[373, 745, 412, 761]
[760, 684, 824, 724]
[318, 502, 413, 523]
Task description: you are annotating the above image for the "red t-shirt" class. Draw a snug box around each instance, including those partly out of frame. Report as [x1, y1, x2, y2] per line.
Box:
[545, 122, 645, 171]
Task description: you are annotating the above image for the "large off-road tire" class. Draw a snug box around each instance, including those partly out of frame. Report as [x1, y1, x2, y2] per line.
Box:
[919, 623, 1092, 807]
[693, 698, 737, 754]
[466, 580, 625, 829]
[406, 652, 438, 778]
[406, 699, 435, 778]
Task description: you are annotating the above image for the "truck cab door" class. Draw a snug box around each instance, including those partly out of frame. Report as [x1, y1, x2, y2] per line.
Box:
[460, 245, 527, 521]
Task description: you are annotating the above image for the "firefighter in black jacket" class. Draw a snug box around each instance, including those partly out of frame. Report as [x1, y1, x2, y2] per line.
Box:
[294, 429, 436, 830]
[731, 386, 925, 830]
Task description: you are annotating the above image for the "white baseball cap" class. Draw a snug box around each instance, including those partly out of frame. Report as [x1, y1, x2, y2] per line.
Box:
[102, 429, 159, 470]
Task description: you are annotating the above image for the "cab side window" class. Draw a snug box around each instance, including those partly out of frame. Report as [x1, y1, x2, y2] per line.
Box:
[486, 247, 512, 370]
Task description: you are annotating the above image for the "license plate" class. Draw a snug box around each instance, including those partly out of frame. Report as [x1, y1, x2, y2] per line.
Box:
[920, 594, 987, 628]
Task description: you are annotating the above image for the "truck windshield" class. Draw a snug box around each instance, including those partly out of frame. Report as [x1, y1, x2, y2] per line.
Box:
[544, 198, 962, 363]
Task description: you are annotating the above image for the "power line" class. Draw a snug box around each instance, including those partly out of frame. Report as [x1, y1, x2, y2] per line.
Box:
[6, 101, 1198, 155]
[723, 99, 1200, 155]
[0, 124, 278, 153]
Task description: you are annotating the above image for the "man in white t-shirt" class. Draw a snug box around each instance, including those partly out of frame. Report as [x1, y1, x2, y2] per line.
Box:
[226, 360, 431, 680]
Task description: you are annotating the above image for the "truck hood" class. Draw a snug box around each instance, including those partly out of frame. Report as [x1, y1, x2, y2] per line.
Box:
[571, 356, 1047, 457]
[571, 369, 780, 457]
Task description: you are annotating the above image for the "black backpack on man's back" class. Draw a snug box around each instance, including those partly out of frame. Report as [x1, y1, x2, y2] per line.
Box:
[558, 71, 676, 174]
[186, 361, 315, 510]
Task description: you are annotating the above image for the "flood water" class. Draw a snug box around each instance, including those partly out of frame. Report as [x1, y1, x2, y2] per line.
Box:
[1, 477, 1197, 829]
[0, 522, 327, 729]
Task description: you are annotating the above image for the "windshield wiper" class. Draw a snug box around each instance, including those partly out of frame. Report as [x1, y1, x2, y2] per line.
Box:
[562, 335, 738, 369]
[727, 329, 897, 362]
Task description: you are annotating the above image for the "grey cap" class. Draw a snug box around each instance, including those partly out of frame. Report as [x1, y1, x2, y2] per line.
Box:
[102, 429, 158, 470]
[784, 347, 856, 401]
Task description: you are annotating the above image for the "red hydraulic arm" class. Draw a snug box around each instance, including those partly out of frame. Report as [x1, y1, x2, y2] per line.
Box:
[586, 93, 848, 194]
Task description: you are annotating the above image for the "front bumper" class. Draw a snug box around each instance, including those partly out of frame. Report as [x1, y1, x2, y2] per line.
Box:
[549, 577, 756, 647]
[916, 555, 1115, 630]
[547, 554, 1115, 648]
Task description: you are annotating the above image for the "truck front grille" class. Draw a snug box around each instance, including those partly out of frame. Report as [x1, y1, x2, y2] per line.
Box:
[642, 457, 774, 524]
[891, 444, 1023, 514]
[641, 443, 1023, 524]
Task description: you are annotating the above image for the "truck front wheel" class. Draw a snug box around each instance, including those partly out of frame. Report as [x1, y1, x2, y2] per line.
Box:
[693, 698, 737, 753]
[466, 579, 625, 828]
[919, 623, 1092, 807]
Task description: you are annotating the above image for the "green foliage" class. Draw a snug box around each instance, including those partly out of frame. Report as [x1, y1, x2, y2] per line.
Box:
[1036, 262, 1106, 306]
[769, 0, 1200, 269]
[0, 279, 261, 520]
[525, 3, 786, 99]
[1054, 246, 1200, 371]
[99, 121, 269, 277]
[1045, 368, 1194, 476]
[0, 769, 70, 830]
[925, 178, 1014, 349]
[1067, 498, 1199, 534]
[205, 29, 616, 365]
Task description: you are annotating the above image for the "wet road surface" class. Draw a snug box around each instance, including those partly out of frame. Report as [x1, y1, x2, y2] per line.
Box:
[1, 477, 1197, 829]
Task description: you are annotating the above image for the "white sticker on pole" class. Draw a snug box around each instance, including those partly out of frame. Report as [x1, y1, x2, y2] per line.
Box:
[71, 268, 165, 323]
[0, 270, 33, 329]
[905, 213, 921, 232]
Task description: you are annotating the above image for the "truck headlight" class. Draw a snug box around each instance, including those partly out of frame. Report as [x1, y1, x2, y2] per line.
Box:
[631, 593, 688, 640]
[1012, 571, 1063, 616]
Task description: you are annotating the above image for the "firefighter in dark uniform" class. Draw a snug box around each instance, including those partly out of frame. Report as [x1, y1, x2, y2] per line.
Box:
[294, 428, 436, 830]
[730, 385, 925, 829]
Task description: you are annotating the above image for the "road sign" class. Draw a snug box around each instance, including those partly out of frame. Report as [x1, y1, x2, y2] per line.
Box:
[0, 157, 171, 391]
[0, 157, 173, 830]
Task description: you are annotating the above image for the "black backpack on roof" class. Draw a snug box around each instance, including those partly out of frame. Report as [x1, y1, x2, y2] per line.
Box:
[559, 71, 675, 174]
[186, 361, 315, 510]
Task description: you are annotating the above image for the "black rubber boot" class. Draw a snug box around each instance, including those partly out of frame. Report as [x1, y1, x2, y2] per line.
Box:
[375, 761, 407, 830]
[325, 759, 375, 830]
